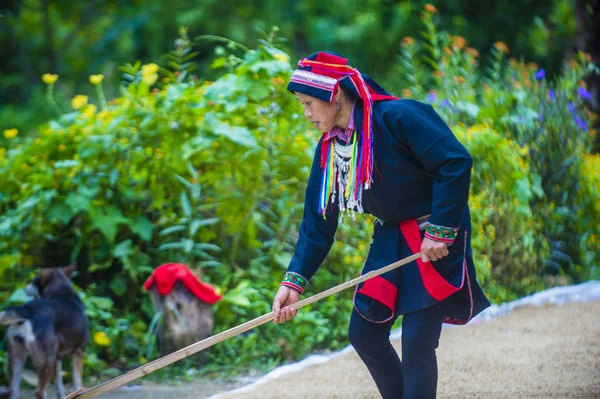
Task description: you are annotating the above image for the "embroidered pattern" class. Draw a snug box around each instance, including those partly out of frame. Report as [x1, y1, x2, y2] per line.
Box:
[281, 272, 308, 293]
[290, 70, 338, 94]
[425, 224, 459, 244]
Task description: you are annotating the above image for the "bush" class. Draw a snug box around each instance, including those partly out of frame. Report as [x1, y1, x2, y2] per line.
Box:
[0, 35, 371, 380]
[453, 124, 546, 301]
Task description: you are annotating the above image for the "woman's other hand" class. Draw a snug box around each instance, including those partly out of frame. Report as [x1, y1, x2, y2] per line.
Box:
[272, 285, 300, 324]
[421, 237, 449, 262]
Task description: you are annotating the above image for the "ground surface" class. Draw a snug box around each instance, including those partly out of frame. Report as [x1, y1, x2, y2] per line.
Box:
[11, 299, 600, 399]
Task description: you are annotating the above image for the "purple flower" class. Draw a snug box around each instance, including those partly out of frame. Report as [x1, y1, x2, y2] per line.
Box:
[574, 115, 588, 131]
[548, 89, 556, 101]
[538, 113, 544, 122]
[427, 91, 438, 103]
[440, 99, 450, 108]
[535, 69, 546, 80]
[567, 103, 575, 114]
[578, 86, 592, 100]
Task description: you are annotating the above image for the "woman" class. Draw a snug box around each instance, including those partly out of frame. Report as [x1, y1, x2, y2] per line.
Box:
[272, 51, 490, 399]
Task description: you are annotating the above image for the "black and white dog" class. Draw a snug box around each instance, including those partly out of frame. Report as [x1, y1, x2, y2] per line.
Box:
[0, 264, 89, 399]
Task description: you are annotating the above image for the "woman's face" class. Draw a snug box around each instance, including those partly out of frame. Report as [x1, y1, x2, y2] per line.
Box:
[295, 93, 338, 132]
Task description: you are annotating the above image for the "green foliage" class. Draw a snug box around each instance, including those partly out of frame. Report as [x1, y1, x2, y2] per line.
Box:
[0, 32, 372, 382]
[394, 9, 597, 283]
[454, 124, 546, 301]
[0, 0, 581, 135]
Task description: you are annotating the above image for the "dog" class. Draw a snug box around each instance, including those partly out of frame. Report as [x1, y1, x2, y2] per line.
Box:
[0, 264, 89, 399]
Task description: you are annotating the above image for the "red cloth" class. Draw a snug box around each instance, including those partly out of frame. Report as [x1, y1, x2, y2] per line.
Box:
[143, 263, 222, 304]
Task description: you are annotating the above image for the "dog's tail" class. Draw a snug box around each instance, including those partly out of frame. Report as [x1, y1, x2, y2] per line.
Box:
[0, 309, 25, 325]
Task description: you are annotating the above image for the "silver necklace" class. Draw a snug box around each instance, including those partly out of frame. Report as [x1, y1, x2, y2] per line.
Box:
[331, 139, 364, 222]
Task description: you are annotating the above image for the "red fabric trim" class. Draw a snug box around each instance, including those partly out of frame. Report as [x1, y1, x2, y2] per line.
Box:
[143, 263, 222, 304]
[424, 232, 456, 244]
[315, 52, 348, 65]
[356, 275, 398, 311]
[399, 220, 463, 301]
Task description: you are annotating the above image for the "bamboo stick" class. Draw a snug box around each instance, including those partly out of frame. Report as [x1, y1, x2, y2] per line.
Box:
[65, 252, 421, 399]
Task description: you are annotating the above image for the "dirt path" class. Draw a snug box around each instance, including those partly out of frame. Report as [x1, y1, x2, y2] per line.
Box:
[209, 299, 600, 399]
[26, 295, 598, 399]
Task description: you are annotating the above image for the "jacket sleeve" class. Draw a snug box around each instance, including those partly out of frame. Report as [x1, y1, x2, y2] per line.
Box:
[281, 139, 339, 293]
[396, 101, 472, 244]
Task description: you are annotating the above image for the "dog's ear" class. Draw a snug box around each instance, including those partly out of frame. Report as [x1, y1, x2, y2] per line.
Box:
[37, 269, 53, 289]
[63, 263, 78, 278]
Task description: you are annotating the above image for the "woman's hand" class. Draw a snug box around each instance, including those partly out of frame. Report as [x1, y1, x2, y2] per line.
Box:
[272, 285, 300, 324]
[421, 237, 449, 262]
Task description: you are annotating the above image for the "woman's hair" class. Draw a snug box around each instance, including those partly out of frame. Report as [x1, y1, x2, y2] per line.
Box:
[339, 84, 358, 103]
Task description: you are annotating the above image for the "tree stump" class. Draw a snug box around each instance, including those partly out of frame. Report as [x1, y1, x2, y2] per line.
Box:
[144, 264, 222, 361]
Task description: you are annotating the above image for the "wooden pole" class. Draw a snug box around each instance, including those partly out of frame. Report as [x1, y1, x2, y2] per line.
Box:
[65, 252, 421, 399]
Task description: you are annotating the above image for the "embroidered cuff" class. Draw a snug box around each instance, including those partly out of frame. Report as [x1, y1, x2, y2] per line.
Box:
[425, 224, 459, 244]
[281, 272, 308, 294]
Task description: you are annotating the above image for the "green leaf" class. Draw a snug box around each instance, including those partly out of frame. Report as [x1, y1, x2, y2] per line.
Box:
[66, 193, 92, 214]
[113, 239, 132, 258]
[205, 74, 239, 101]
[130, 216, 154, 241]
[158, 242, 185, 251]
[183, 238, 194, 253]
[87, 296, 114, 311]
[180, 191, 192, 217]
[109, 275, 127, 297]
[159, 225, 187, 236]
[90, 206, 128, 244]
[199, 260, 224, 268]
[194, 242, 221, 252]
[48, 203, 74, 224]
[209, 119, 257, 147]
[274, 252, 292, 269]
[190, 218, 219, 235]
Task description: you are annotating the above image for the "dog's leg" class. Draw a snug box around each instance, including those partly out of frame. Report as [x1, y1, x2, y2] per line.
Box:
[8, 330, 28, 399]
[34, 360, 53, 399]
[71, 349, 84, 390]
[55, 360, 65, 399]
[31, 341, 55, 399]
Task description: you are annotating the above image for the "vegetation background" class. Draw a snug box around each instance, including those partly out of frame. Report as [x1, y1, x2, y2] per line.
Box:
[0, 0, 599, 388]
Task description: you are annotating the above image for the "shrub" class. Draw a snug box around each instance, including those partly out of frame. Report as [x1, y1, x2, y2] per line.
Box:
[453, 124, 546, 301]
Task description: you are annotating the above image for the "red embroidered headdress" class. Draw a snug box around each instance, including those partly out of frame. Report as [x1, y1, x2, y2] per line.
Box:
[288, 52, 397, 217]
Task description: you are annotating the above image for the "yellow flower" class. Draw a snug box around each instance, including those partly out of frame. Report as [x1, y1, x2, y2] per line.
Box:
[71, 95, 89, 110]
[3, 128, 18, 139]
[141, 63, 159, 74]
[93, 331, 110, 347]
[42, 73, 59, 85]
[142, 73, 158, 86]
[274, 53, 289, 62]
[424, 4, 437, 13]
[89, 74, 104, 85]
[58, 144, 66, 151]
[83, 104, 97, 118]
[401, 88, 412, 98]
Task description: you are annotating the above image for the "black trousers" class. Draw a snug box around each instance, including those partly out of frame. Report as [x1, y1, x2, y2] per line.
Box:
[348, 301, 447, 399]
